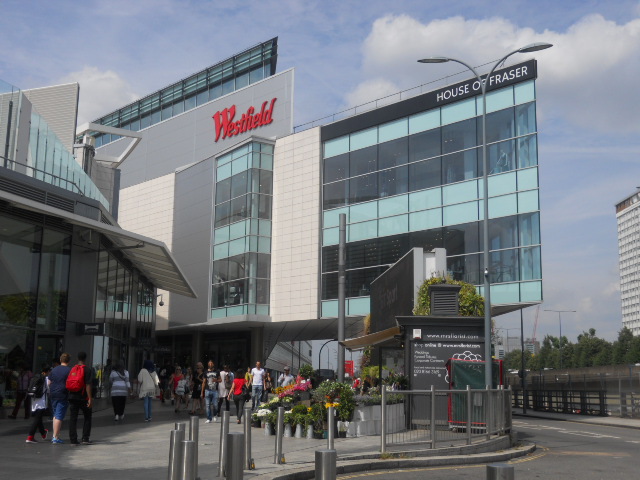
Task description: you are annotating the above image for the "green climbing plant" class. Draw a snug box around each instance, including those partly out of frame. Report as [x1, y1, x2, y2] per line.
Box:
[413, 276, 484, 317]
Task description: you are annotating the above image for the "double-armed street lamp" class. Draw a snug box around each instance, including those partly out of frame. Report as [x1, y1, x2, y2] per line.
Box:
[418, 42, 553, 387]
[544, 309, 576, 370]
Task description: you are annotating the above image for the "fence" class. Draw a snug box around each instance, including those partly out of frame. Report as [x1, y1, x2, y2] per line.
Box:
[380, 386, 512, 453]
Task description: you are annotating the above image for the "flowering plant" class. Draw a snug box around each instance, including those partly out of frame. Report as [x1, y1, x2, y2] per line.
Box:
[277, 385, 296, 399]
[293, 381, 310, 392]
[254, 408, 271, 419]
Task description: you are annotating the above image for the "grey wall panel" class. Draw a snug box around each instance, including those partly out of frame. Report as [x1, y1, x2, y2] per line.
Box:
[169, 159, 215, 326]
[99, 70, 294, 189]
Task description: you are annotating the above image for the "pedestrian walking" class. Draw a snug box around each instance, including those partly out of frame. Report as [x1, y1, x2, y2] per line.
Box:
[48, 353, 71, 444]
[217, 365, 232, 416]
[171, 366, 187, 413]
[109, 359, 131, 421]
[262, 370, 272, 402]
[250, 361, 265, 411]
[202, 360, 220, 423]
[228, 368, 249, 424]
[137, 359, 159, 422]
[189, 363, 204, 415]
[184, 367, 193, 412]
[67, 351, 94, 445]
[25, 365, 50, 443]
[8, 362, 33, 419]
[278, 366, 295, 388]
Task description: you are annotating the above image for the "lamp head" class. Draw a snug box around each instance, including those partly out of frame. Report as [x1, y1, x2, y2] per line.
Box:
[417, 57, 450, 64]
[518, 42, 553, 53]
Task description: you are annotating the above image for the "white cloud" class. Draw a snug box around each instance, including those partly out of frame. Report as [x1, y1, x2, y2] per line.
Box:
[343, 78, 401, 110]
[60, 66, 138, 125]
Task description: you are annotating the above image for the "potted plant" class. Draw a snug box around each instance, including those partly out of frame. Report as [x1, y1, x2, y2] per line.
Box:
[291, 404, 308, 438]
[299, 363, 314, 380]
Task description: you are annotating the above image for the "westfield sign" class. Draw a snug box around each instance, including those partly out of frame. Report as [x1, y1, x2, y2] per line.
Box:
[212, 98, 277, 142]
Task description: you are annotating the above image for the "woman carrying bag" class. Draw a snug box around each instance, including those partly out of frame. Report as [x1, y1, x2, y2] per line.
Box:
[228, 368, 250, 424]
[137, 360, 159, 422]
[110, 360, 131, 421]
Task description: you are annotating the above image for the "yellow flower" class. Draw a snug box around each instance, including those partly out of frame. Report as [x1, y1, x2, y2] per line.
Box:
[307, 407, 312, 412]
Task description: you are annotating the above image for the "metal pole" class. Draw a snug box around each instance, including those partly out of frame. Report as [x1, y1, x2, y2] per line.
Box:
[189, 415, 199, 479]
[486, 385, 492, 441]
[430, 385, 436, 449]
[327, 406, 335, 450]
[175, 422, 186, 432]
[520, 309, 527, 414]
[243, 407, 254, 470]
[381, 385, 386, 453]
[4, 100, 14, 168]
[544, 309, 575, 370]
[466, 385, 472, 445]
[318, 339, 334, 371]
[168, 429, 185, 480]
[182, 440, 196, 480]
[218, 410, 230, 477]
[226, 432, 245, 480]
[274, 407, 284, 464]
[337, 213, 346, 382]
[315, 449, 337, 480]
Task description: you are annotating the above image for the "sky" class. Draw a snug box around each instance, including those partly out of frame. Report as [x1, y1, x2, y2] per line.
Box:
[1, 0, 639, 349]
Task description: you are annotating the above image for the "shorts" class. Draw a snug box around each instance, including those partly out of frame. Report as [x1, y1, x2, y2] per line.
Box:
[51, 398, 69, 420]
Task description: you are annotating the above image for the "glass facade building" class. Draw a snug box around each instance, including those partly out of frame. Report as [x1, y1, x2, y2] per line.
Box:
[90, 38, 278, 147]
[321, 78, 542, 317]
[212, 142, 274, 318]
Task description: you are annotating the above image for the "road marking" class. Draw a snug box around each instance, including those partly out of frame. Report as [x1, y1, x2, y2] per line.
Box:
[560, 431, 619, 439]
[339, 464, 482, 479]
[553, 451, 630, 457]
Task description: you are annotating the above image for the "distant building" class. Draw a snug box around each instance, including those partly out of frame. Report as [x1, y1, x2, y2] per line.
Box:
[616, 189, 640, 335]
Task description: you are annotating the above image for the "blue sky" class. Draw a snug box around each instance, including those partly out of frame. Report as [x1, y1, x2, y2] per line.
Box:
[1, 0, 639, 346]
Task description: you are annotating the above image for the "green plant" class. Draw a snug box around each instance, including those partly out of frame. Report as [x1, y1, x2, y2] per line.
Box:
[298, 364, 314, 378]
[413, 276, 484, 317]
[312, 380, 355, 421]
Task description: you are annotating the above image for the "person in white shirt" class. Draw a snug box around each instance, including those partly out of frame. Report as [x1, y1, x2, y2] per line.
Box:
[250, 361, 265, 411]
[278, 366, 294, 388]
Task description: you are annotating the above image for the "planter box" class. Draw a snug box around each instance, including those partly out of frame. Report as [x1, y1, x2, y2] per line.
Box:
[351, 403, 405, 437]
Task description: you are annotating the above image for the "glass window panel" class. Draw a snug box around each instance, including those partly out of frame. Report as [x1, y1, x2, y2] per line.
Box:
[228, 279, 246, 306]
[489, 193, 518, 218]
[209, 84, 222, 100]
[228, 238, 245, 257]
[258, 219, 271, 236]
[409, 228, 444, 252]
[323, 180, 348, 210]
[323, 246, 339, 272]
[349, 297, 372, 315]
[230, 171, 248, 198]
[518, 190, 539, 213]
[378, 118, 408, 143]
[409, 208, 442, 231]
[484, 87, 514, 113]
[441, 97, 476, 125]
[520, 280, 542, 302]
[246, 252, 258, 277]
[256, 279, 270, 304]
[230, 195, 248, 223]
[259, 194, 271, 219]
[409, 187, 442, 211]
[348, 267, 383, 297]
[347, 240, 379, 269]
[322, 274, 338, 301]
[444, 222, 480, 256]
[487, 139, 516, 175]
[249, 168, 260, 193]
[258, 236, 271, 253]
[516, 102, 536, 136]
[232, 145, 250, 159]
[378, 214, 408, 236]
[514, 80, 535, 105]
[409, 109, 440, 134]
[218, 152, 233, 166]
[519, 212, 540, 246]
[248, 193, 259, 218]
[222, 79, 234, 95]
[378, 137, 408, 170]
[447, 253, 481, 285]
[489, 248, 519, 283]
[409, 157, 441, 191]
[217, 162, 232, 181]
[227, 254, 246, 281]
[443, 201, 478, 226]
[409, 128, 441, 162]
[349, 201, 377, 223]
[378, 194, 408, 217]
[349, 145, 377, 177]
[211, 284, 226, 308]
[232, 155, 249, 175]
[442, 180, 478, 205]
[247, 235, 258, 252]
[379, 236, 409, 264]
[489, 282, 520, 304]
[236, 72, 249, 89]
[173, 101, 184, 115]
[324, 153, 349, 183]
[520, 246, 541, 280]
[196, 90, 209, 106]
[488, 215, 518, 250]
[324, 136, 349, 158]
[442, 118, 477, 154]
[517, 134, 538, 168]
[214, 201, 231, 228]
[484, 107, 515, 144]
[442, 148, 478, 184]
[349, 173, 378, 204]
[323, 227, 339, 246]
[214, 225, 230, 244]
[216, 177, 232, 204]
[260, 143, 274, 154]
[323, 207, 348, 228]
[229, 220, 247, 240]
[213, 242, 229, 260]
[350, 127, 377, 151]
[260, 153, 273, 170]
[488, 171, 517, 197]
[349, 220, 377, 242]
[379, 165, 408, 198]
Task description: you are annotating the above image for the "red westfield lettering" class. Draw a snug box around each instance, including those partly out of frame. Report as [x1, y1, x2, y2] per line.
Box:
[212, 98, 277, 142]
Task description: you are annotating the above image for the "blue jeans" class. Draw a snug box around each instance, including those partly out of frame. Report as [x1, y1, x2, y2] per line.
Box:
[143, 395, 152, 419]
[251, 385, 263, 410]
[205, 389, 219, 420]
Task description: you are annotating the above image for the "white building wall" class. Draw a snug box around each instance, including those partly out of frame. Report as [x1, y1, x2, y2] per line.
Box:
[119, 172, 176, 329]
[270, 127, 321, 322]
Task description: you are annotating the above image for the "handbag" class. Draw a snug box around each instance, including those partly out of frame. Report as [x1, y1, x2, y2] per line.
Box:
[242, 384, 251, 401]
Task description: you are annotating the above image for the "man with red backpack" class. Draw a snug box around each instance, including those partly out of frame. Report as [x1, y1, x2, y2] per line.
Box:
[66, 352, 94, 445]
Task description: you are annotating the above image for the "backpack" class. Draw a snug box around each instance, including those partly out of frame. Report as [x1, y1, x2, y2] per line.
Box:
[224, 372, 233, 390]
[66, 364, 86, 393]
[27, 374, 45, 398]
[176, 378, 186, 395]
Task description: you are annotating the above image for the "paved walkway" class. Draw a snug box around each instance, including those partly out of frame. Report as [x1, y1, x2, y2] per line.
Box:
[1, 400, 636, 480]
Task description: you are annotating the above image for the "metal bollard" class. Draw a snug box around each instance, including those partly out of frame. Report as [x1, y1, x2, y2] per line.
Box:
[189, 415, 199, 479]
[315, 449, 336, 480]
[327, 406, 335, 450]
[226, 432, 245, 480]
[243, 407, 254, 470]
[218, 410, 230, 477]
[168, 429, 185, 480]
[182, 440, 196, 480]
[175, 422, 186, 432]
[274, 406, 284, 464]
[486, 463, 514, 480]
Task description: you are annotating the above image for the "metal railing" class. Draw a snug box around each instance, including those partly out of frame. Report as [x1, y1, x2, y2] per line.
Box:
[512, 389, 607, 416]
[381, 386, 512, 453]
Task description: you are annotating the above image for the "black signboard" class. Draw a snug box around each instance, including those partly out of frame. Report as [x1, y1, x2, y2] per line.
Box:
[77, 323, 104, 336]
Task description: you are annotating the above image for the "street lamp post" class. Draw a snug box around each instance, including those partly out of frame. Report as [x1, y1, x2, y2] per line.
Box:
[544, 309, 576, 370]
[419, 42, 553, 388]
[318, 339, 337, 371]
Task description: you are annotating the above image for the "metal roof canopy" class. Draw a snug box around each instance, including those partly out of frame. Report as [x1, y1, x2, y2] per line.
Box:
[0, 189, 196, 298]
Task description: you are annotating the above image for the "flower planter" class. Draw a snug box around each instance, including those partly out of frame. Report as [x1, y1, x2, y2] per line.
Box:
[284, 424, 292, 437]
[264, 423, 273, 436]
[351, 403, 405, 437]
[294, 424, 304, 438]
[313, 431, 324, 439]
[297, 391, 311, 401]
[306, 425, 314, 439]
